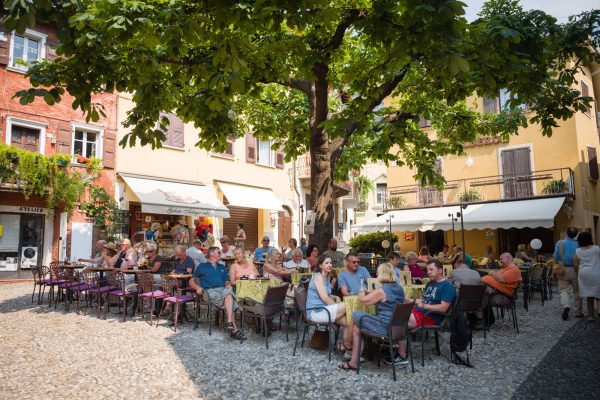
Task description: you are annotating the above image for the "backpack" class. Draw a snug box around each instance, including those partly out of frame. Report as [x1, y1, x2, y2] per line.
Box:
[449, 302, 473, 367]
[145, 229, 157, 241]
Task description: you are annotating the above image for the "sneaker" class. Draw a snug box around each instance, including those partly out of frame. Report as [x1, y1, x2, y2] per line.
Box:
[562, 307, 570, 321]
[383, 354, 409, 365]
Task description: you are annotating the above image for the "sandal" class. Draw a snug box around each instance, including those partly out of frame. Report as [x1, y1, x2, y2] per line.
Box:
[230, 330, 247, 341]
[336, 343, 351, 353]
[225, 321, 234, 331]
[338, 361, 357, 371]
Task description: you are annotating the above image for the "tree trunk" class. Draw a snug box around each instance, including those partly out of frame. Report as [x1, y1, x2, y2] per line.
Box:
[308, 63, 335, 251]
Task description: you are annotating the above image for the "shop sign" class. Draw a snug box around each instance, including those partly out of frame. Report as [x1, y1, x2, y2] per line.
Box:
[404, 232, 415, 241]
[0, 205, 47, 214]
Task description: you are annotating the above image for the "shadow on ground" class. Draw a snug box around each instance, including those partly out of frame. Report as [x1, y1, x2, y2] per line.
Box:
[512, 319, 600, 400]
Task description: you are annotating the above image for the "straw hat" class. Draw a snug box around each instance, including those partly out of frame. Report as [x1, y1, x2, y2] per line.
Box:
[103, 242, 118, 253]
[151, 222, 161, 230]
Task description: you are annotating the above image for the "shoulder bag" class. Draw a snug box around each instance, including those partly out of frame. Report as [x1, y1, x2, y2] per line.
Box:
[552, 240, 566, 278]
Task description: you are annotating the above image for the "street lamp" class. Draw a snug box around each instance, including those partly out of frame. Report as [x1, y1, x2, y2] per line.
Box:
[456, 204, 468, 253]
[386, 214, 395, 233]
[448, 212, 458, 244]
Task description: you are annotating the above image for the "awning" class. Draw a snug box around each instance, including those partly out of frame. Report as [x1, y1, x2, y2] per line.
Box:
[354, 196, 566, 232]
[422, 196, 566, 231]
[218, 182, 284, 211]
[121, 174, 230, 218]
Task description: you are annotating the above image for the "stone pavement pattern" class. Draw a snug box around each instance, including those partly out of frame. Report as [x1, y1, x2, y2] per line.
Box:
[0, 283, 598, 400]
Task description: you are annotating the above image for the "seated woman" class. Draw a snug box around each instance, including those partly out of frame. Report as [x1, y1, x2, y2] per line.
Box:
[144, 242, 163, 283]
[263, 248, 297, 282]
[305, 244, 319, 271]
[229, 247, 259, 284]
[515, 244, 535, 262]
[403, 251, 426, 282]
[306, 255, 347, 327]
[339, 263, 406, 370]
[418, 246, 432, 262]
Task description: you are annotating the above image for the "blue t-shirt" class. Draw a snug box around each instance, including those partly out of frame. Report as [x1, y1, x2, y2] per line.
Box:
[338, 267, 372, 294]
[174, 255, 196, 274]
[253, 246, 275, 262]
[193, 261, 229, 289]
[553, 238, 579, 266]
[416, 279, 456, 324]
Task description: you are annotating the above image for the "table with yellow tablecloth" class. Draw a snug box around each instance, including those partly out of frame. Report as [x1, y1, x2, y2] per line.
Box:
[343, 295, 376, 324]
[291, 272, 313, 285]
[402, 284, 425, 300]
[332, 268, 344, 278]
[236, 279, 280, 303]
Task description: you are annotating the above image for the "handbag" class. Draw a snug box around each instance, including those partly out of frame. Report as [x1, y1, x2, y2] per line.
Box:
[552, 240, 566, 277]
[310, 328, 330, 350]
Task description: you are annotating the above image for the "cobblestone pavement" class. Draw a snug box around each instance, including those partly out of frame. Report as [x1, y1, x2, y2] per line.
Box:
[1, 283, 597, 400]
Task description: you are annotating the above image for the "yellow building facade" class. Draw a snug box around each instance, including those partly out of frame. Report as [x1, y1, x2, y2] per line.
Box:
[384, 65, 600, 258]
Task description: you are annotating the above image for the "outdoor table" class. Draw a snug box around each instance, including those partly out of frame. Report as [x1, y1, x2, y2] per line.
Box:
[236, 279, 279, 303]
[343, 295, 376, 324]
[121, 269, 155, 274]
[253, 262, 264, 275]
[291, 272, 312, 285]
[168, 273, 193, 279]
[62, 264, 86, 270]
[402, 284, 425, 300]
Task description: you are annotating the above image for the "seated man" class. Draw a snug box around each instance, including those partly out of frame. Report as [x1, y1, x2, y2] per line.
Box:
[253, 236, 275, 262]
[481, 252, 522, 306]
[448, 256, 482, 290]
[186, 239, 208, 267]
[283, 248, 309, 270]
[322, 238, 345, 268]
[338, 253, 372, 296]
[173, 245, 195, 274]
[189, 247, 246, 340]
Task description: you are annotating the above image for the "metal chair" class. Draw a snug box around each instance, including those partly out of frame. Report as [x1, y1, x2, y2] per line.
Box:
[240, 283, 289, 348]
[156, 276, 195, 332]
[292, 286, 339, 361]
[136, 273, 169, 324]
[357, 302, 415, 380]
[457, 284, 488, 340]
[86, 271, 116, 319]
[528, 265, 546, 305]
[106, 271, 138, 321]
[491, 288, 520, 333]
[410, 301, 454, 367]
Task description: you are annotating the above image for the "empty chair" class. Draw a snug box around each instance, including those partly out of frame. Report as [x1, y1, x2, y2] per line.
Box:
[106, 271, 138, 322]
[137, 273, 169, 323]
[156, 276, 195, 332]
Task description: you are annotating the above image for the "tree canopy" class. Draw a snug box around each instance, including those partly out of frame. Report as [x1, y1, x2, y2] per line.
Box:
[3, 0, 599, 248]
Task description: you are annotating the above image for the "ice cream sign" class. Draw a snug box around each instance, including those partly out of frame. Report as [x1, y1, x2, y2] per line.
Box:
[158, 189, 200, 204]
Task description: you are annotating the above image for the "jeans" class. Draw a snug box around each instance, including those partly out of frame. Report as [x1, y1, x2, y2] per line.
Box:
[558, 267, 581, 314]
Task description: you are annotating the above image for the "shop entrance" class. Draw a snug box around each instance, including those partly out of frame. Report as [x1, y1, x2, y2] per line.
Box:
[0, 212, 44, 270]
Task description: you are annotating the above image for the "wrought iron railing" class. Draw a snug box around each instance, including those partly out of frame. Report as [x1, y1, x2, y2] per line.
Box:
[384, 167, 574, 210]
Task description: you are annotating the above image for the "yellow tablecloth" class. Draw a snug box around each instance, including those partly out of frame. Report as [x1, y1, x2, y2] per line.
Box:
[344, 295, 376, 324]
[402, 284, 425, 300]
[291, 272, 313, 285]
[236, 279, 279, 303]
[332, 268, 344, 278]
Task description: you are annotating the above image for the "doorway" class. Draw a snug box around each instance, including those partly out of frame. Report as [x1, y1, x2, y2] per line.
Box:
[278, 206, 293, 248]
[423, 230, 445, 256]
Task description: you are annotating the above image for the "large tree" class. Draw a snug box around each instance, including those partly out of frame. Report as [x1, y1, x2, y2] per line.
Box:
[3, 0, 599, 249]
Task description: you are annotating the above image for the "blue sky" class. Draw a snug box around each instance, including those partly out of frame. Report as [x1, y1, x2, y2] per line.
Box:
[462, 0, 598, 22]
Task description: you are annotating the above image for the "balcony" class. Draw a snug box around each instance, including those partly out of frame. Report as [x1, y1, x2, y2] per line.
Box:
[384, 168, 574, 210]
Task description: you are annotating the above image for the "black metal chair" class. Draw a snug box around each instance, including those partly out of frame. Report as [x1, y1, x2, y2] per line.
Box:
[457, 284, 487, 341]
[410, 301, 454, 367]
[293, 286, 339, 361]
[491, 288, 520, 333]
[357, 302, 415, 380]
[528, 265, 546, 305]
[240, 283, 289, 348]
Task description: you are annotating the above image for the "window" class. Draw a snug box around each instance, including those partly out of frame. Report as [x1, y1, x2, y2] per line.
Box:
[582, 81, 592, 116]
[157, 112, 184, 148]
[483, 88, 527, 113]
[588, 147, 599, 181]
[212, 138, 234, 158]
[257, 139, 273, 166]
[376, 183, 387, 205]
[5, 118, 46, 154]
[8, 29, 46, 72]
[73, 129, 99, 158]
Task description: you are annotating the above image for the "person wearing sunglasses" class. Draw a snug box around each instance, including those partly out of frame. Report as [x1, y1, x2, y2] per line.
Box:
[253, 236, 275, 263]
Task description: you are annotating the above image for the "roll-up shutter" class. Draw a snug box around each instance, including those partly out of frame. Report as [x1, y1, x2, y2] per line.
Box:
[222, 204, 258, 250]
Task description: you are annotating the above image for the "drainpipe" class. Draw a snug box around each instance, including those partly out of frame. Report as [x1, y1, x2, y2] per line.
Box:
[292, 158, 303, 240]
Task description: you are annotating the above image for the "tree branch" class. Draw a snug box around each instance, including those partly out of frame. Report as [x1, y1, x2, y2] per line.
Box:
[257, 77, 311, 95]
[326, 9, 364, 52]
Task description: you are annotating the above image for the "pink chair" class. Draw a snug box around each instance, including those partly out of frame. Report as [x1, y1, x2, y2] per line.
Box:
[156, 276, 195, 332]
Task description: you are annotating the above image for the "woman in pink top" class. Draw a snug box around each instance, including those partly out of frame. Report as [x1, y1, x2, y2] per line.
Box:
[306, 244, 319, 270]
[263, 249, 297, 282]
[404, 251, 426, 282]
[229, 248, 259, 284]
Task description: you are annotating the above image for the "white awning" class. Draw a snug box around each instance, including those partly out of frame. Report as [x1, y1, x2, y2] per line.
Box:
[121, 174, 230, 218]
[218, 182, 284, 211]
[354, 196, 566, 232]
[422, 197, 566, 231]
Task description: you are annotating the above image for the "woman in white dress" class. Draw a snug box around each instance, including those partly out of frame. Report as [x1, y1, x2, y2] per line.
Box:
[574, 232, 600, 321]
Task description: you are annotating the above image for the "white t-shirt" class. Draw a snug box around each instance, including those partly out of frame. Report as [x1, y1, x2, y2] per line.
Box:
[186, 247, 207, 266]
[283, 259, 309, 270]
[221, 246, 235, 257]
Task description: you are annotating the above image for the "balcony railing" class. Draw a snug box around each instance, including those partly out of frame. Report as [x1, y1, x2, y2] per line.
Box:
[383, 167, 574, 210]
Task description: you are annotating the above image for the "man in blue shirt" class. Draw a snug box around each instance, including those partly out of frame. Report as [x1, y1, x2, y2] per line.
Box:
[253, 236, 275, 262]
[338, 253, 372, 296]
[190, 247, 246, 340]
[553, 227, 582, 320]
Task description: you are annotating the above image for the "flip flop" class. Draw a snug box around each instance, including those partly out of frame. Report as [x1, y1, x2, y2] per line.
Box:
[338, 362, 357, 371]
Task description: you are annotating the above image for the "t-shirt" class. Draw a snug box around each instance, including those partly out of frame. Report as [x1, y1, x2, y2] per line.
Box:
[186, 247, 207, 266]
[283, 259, 309, 270]
[481, 266, 522, 296]
[337, 267, 372, 295]
[448, 268, 482, 289]
[253, 246, 275, 262]
[322, 250, 345, 268]
[193, 262, 229, 289]
[174, 255, 196, 274]
[416, 279, 456, 324]
[220, 246, 235, 258]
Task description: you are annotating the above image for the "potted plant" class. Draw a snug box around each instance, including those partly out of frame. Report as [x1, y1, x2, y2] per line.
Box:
[77, 154, 89, 164]
[542, 179, 569, 194]
[458, 189, 483, 203]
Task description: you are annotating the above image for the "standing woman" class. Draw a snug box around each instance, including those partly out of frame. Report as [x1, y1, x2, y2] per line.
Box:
[574, 232, 600, 322]
[306, 244, 319, 271]
[306, 255, 347, 326]
[235, 223, 246, 250]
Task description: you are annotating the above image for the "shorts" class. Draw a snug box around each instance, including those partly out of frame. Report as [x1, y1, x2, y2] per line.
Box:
[412, 309, 437, 327]
[204, 287, 239, 310]
[309, 303, 338, 324]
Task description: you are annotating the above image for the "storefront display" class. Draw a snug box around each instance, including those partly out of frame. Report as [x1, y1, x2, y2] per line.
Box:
[0, 206, 45, 271]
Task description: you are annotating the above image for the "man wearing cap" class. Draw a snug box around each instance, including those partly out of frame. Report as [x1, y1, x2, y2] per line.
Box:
[220, 235, 235, 258]
[187, 240, 208, 267]
[253, 236, 275, 262]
